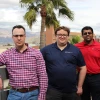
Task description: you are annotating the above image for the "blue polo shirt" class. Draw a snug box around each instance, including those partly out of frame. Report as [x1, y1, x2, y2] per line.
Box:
[40, 42, 85, 93]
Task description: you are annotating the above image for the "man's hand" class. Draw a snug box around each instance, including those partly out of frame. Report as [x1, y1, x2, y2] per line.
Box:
[0, 78, 3, 90]
[77, 86, 83, 96]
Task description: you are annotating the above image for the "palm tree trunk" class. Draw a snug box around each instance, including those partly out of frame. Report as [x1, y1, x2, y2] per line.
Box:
[40, 17, 46, 49]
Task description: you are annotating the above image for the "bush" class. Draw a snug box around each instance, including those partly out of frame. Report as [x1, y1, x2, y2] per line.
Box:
[70, 35, 80, 44]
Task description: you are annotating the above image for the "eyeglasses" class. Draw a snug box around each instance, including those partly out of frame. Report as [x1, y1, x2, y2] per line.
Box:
[13, 34, 25, 37]
[83, 32, 92, 35]
[56, 34, 68, 37]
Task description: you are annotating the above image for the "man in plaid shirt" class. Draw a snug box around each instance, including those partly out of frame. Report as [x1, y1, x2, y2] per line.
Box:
[0, 25, 48, 100]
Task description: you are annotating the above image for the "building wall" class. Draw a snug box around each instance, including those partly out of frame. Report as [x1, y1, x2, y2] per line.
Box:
[44, 26, 55, 45]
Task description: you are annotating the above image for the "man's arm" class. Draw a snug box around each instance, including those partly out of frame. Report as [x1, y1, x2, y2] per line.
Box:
[36, 51, 48, 100]
[77, 66, 86, 95]
[0, 77, 3, 90]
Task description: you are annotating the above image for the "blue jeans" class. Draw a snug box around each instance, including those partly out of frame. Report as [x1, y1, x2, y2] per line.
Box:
[7, 89, 39, 100]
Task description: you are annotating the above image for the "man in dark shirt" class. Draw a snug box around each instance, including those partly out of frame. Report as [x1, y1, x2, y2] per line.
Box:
[41, 26, 86, 100]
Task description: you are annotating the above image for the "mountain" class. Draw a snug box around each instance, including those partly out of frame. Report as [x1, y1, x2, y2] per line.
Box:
[0, 29, 40, 45]
[0, 37, 13, 45]
[0, 28, 39, 37]
[0, 36, 40, 45]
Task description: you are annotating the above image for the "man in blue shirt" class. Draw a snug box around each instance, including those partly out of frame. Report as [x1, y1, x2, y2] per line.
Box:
[41, 26, 86, 100]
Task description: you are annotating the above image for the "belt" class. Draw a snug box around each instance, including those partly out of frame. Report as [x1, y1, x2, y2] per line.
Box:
[87, 73, 100, 76]
[12, 86, 38, 93]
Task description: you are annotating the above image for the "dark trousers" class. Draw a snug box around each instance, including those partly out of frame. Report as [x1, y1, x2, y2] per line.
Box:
[46, 88, 81, 100]
[81, 74, 100, 100]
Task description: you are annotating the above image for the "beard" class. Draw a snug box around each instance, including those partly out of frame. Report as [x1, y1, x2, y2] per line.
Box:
[85, 39, 93, 44]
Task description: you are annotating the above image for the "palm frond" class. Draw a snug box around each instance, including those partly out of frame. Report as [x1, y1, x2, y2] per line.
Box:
[46, 12, 60, 29]
[24, 9, 36, 29]
[20, 0, 34, 4]
[45, 1, 54, 15]
[50, 0, 67, 9]
[27, 4, 39, 12]
[59, 7, 74, 20]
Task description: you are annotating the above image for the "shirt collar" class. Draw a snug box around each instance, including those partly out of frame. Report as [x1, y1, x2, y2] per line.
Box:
[15, 43, 29, 53]
[52, 42, 70, 49]
[82, 39, 95, 46]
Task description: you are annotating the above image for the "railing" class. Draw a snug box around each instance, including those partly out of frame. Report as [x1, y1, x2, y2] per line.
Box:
[0, 66, 9, 100]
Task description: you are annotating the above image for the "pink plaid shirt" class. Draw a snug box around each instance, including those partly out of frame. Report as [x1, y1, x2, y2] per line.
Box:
[0, 46, 48, 100]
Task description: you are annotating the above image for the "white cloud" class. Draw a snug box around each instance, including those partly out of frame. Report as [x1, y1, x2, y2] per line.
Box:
[0, 9, 22, 22]
[0, 0, 19, 8]
[61, 0, 100, 35]
[0, 0, 41, 33]
[0, 0, 100, 35]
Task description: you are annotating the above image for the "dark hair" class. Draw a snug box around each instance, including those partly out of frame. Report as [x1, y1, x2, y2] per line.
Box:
[81, 26, 93, 35]
[55, 26, 70, 36]
[12, 25, 26, 33]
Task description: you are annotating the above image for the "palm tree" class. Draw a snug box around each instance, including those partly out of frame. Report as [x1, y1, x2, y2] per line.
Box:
[20, 0, 74, 49]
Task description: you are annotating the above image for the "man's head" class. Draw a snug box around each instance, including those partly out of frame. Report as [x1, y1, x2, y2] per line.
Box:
[55, 26, 70, 46]
[81, 26, 94, 43]
[12, 25, 26, 48]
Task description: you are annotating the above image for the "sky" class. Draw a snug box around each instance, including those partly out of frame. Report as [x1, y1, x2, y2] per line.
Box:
[0, 0, 100, 36]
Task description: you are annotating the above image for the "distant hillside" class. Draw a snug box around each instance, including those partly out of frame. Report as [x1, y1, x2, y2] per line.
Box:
[0, 36, 40, 45]
[0, 28, 40, 45]
[0, 37, 13, 45]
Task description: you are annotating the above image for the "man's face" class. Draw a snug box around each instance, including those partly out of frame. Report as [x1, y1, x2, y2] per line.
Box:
[82, 29, 93, 43]
[12, 28, 26, 48]
[55, 29, 69, 46]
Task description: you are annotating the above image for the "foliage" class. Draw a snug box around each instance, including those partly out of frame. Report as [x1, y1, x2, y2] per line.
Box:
[70, 35, 81, 44]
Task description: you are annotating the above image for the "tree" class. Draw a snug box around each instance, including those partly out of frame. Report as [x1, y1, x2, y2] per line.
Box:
[20, 0, 74, 48]
[70, 35, 81, 44]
